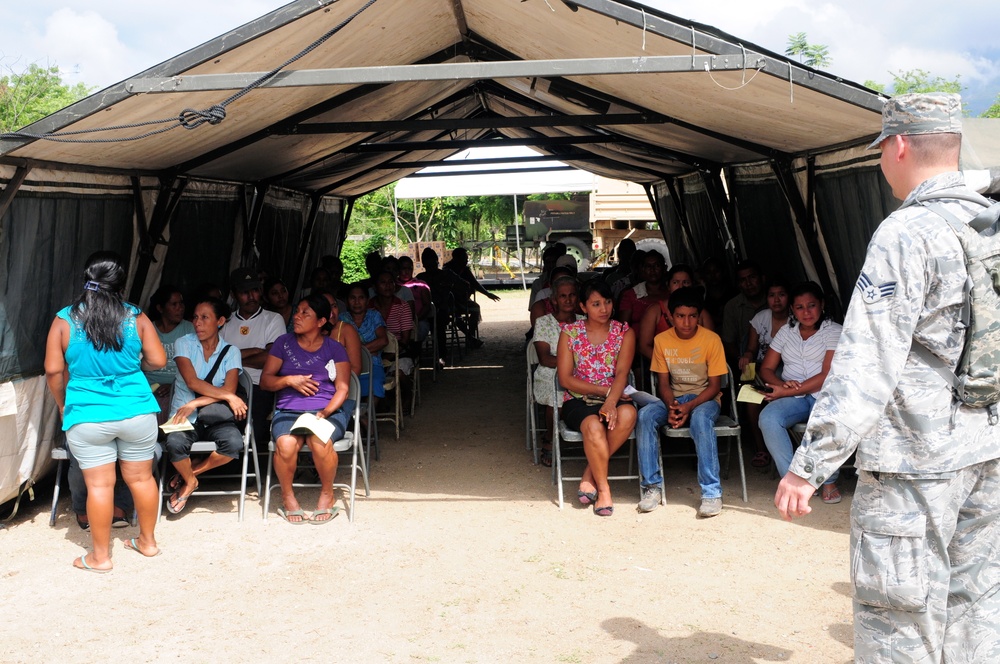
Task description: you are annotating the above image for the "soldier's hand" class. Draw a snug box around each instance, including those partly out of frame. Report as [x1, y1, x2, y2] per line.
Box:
[774, 472, 815, 521]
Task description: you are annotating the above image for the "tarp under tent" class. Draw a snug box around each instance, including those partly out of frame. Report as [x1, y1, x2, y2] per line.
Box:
[1, 0, 999, 506]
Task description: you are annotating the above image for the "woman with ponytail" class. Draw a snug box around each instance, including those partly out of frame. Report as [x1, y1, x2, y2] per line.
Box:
[44, 251, 167, 572]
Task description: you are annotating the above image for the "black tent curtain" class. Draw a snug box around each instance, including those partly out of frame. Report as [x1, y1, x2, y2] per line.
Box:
[0, 194, 134, 381]
[728, 166, 808, 286]
[812, 165, 897, 299]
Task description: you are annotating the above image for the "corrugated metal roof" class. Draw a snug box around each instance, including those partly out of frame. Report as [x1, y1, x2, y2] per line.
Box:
[0, 0, 884, 197]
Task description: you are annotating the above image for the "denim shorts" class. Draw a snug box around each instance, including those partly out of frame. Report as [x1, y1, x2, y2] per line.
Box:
[271, 400, 354, 444]
[65, 413, 159, 470]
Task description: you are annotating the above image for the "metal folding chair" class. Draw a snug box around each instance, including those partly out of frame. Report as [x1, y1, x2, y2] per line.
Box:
[157, 370, 262, 521]
[377, 332, 402, 439]
[360, 346, 379, 465]
[551, 374, 638, 509]
[656, 368, 748, 502]
[525, 343, 545, 464]
[262, 373, 370, 522]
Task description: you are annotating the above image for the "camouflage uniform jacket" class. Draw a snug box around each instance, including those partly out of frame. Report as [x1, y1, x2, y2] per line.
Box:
[789, 172, 1000, 485]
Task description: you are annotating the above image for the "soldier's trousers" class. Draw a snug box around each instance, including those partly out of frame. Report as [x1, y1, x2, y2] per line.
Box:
[851, 460, 1000, 663]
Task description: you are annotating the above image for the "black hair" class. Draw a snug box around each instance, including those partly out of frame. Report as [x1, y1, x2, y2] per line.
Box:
[667, 263, 695, 283]
[766, 274, 791, 294]
[667, 286, 704, 314]
[345, 282, 369, 299]
[398, 255, 414, 267]
[147, 283, 183, 322]
[788, 281, 826, 329]
[193, 296, 232, 321]
[735, 259, 762, 276]
[643, 251, 667, 268]
[71, 251, 129, 352]
[262, 277, 288, 303]
[299, 293, 332, 324]
[580, 277, 614, 305]
[421, 248, 439, 267]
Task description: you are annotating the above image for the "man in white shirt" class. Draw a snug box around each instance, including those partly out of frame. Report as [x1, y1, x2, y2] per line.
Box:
[222, 267, 285, 444]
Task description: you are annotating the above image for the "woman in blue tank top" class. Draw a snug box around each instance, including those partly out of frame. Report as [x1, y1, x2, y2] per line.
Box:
[45, 251, 166, 573]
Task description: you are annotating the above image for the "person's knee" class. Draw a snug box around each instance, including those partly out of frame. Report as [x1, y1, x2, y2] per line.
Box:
[580, 417, 605, 440]
[164, 434, 192, 462]
[275, 435, 301, 460]
[617, 404, 637, 428]
[215, 426, 243, 460]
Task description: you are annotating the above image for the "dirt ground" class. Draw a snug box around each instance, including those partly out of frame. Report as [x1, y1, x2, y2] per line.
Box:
[0, 290, 855, 664]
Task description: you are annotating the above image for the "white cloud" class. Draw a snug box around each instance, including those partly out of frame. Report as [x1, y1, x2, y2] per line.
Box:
[38, 9, 133, 88]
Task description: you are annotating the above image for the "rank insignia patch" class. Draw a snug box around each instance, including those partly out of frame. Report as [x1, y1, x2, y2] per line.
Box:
[856, 272, 896, 304]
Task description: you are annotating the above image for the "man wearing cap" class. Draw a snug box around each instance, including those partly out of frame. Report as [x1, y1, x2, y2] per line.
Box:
[221, 267, 286, 443]
[775, 93, 1000, 662]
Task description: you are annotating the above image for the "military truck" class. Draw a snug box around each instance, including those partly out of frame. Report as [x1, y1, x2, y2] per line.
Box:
[513, 176, 669, 270]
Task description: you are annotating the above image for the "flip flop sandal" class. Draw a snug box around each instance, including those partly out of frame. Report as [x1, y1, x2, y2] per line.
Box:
[539, 448, 553, 467]
[75, 555, 111, 574]
[277, 507, 309, 525]
[166, 492, 191, 515]
[166, 473, 184, 492]
[822, 486, 842, 504]
[123, 538, 162, 557]
[309, 507, 340, 524]
[751, 451, 772, 468]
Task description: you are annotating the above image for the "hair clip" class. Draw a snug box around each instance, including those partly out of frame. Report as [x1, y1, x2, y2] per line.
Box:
[84, 281, 101, 292]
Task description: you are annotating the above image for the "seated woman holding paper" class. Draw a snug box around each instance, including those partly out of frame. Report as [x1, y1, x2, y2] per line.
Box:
[556, 278, 637, 517]
[163, 297, 246, 515]
[260, 293, 353, 524]
[758, 281, 843, 503]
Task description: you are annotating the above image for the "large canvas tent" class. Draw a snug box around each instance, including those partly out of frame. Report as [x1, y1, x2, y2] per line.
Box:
[1, 0, 998, 505]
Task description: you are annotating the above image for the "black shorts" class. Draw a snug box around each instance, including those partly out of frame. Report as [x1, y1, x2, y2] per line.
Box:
[560, 398, 634, 431]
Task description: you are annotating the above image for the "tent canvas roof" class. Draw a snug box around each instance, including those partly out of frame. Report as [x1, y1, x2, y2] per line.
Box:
[1, 0, 885, 198]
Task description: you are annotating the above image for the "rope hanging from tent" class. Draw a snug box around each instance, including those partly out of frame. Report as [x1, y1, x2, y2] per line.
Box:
[0, 0, 380, 144]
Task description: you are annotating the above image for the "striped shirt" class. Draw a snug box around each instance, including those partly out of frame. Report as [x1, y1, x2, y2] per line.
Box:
[770, 319, 841, 383]
[370, 297, 413, 339]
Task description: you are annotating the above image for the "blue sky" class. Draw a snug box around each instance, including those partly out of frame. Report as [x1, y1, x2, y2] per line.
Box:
[1, 1, 998, 114]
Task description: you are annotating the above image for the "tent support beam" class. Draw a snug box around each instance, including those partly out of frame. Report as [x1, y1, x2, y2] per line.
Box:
[126, 55, 775, 94]
[663, 177, 699, 264]
[277, 113, 663, 134]
[0, 165, 31, 220]
[129, 177, 188, 303]
[701, 169, 739, 260]
[243, 184, 270, 266]
[770, 158, 838, 304]
[290, 194, 323, 298]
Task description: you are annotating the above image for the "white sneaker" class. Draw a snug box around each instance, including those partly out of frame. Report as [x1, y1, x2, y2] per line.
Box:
[697, 497, 722, 518]
[637, 486, 662, 513]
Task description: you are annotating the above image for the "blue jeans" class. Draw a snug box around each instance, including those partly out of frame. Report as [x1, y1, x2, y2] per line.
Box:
[636, 394, 722, 499]
[759, 395, 838, 485]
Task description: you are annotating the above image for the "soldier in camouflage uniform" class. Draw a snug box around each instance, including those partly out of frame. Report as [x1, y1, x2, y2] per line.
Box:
[774, 93, 1000, 663]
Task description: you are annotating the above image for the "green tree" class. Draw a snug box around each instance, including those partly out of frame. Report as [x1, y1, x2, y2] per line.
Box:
[886, 69, 962, 95]
[785, 32, 832, 69]
[0, 62, 91, 133]
[981, 93, 1000, 118]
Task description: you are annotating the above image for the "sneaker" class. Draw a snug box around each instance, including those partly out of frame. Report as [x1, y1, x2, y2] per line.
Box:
[697, 497, 722, 518]
[637, 486, 662, 513]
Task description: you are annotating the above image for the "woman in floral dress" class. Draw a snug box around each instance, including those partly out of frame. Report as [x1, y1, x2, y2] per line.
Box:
[556, 279, 637, 517]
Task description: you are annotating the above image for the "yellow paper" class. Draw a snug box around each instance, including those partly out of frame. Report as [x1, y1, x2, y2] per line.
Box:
[737, 384, 766, 404]
[740, 362, 756, 383]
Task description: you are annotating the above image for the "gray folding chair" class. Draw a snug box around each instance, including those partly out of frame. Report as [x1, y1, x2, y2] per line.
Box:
[656, 368, 748, 502]
[262, 373, 369, 522]
[48, 445, 69, 527]
[360, 346, 379, 466]
[157, 370, 262, 521]
[551, 375, 638, 509]
[376, 332, 402, 439]
[525, 342, 545, 464]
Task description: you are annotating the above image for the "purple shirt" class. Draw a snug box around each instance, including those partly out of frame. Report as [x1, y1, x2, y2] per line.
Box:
[268, 333, 349, 411]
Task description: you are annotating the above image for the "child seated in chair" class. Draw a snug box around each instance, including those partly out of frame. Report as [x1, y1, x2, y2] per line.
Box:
[635, 287, 727, 518]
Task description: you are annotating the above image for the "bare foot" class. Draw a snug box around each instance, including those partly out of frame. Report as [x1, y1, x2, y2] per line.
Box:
[73, 553, 112, 573]
[123, 537, 161, 557]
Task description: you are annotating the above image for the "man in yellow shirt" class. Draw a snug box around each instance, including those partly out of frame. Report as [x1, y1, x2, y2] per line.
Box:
[636, 287, 728, 517]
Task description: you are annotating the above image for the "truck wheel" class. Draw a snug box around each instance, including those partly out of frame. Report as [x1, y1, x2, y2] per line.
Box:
[559, 237, 591, 272]
[635, 238, 671, 267]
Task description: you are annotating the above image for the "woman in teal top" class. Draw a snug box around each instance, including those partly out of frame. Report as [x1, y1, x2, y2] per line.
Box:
[45, 251, 166, 573]
[145, 284, 194, 421]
